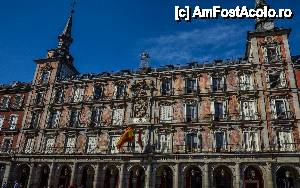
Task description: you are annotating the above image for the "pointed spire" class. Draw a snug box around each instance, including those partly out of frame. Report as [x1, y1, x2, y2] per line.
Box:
[255, 0, 267, 8]
[56, 1, 76, 59]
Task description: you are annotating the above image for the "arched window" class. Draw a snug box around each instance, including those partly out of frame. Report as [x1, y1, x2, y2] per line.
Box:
[185, 166, 202, 188]
[243, 166, 263, 188]
[128, 166, 145, 188]
[276, 166, 299, 188]
[213, 166, 233, 188]
[155, 166, 173, 188]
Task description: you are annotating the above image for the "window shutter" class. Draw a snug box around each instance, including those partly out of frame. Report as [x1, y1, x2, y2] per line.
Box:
[240, 75, 245, 90]
[278, 132, 285, 151]
[210, 101, 215, 116]
[270, 99, 277, 119]
[263, 47, 268, 62]
[266, 73, 270, 88]
[222, 101, 227, 118]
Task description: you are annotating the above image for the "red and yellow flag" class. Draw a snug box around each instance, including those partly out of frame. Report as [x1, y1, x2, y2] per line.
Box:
[116, 127, 135, 150]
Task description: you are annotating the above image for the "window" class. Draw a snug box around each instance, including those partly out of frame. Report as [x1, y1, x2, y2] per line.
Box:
[239, 74, 253, 90]
[264, 44, 281, 63]
[214, 132, 227, 152]
[211, 101, 226, 120]
[40, 71, 50, 83]
[8, 115, 18, 130]
[30, 112, 40, 129]
[243, 132, 259, 151]
[185, 78, 197, 94]
[69, 109, 79, 127]
[48, 111, 60, 128]
[115, 85, 126, 99]
[65, 137, 76, 154]
[158, 134, 172, 153]
[86, 136, 98, 153]
[110, 135, 120, 154]
[112, 108, 124, 126]
[53, 89, 64, 103]
[2, 138, 12, 152]
[186, 133, 199, 152]
[278, 131, 294, 151]
[241, 101, 257, 120]
[44, 137, 55, 153]
[268, 71, 286, 89]
[212, 77, 225, 92]
[24, 138, 35, 153]
[35, 91, 44, 105]
[270, 99, 289, 119]
[0, 116, 4, 130]
[73, 87, 85, 102]
[161, 79, 172, 95]
[0, 96, 10, 109]
[93, 85, 103, 100]
[12, 95, 24, 109]
[185, 104, 197, 122]
[90, 108, 101, 127]
[160, 106, 172, 123]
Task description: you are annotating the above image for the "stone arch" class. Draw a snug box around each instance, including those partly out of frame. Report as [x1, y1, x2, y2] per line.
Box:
[77, 164, 94, 188]
[57, 165, 72, 188]
[15, 164, 30, 187]
[104, 165, 119, 188]
[184, 165, 202, 188]
[243, 165, 264, 188]
[155, 165, 173, 188]
[213, 165, 233, 188]
[128, 165, 145, 188]
[275, 166, 300, 188]
[38, 164, 50, 188]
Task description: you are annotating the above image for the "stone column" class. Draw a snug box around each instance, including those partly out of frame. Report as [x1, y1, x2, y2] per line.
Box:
[118, 164, 125, 188]
[2, 162, 11, 185]
[174, 163, 179, 188]
[203, 163, 209, 188]
[93, 163, 100, 187]
[70, 162, 78, 186]
[27, 164, 35, 188]
[47, 162, 54, 187]
[235, 163, 241, 188]
[265, 163, 273, 188]
[145, 164, 151, 188]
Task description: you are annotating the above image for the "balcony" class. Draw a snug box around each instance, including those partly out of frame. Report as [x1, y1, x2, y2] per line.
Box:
[240, 113, 259, 121]
[210, 84, 226, 93]
[161, 88, 174, 96]
[184, 87, 199, 95]
[185, 115, 198, 123]
[272, 111, 295, 121]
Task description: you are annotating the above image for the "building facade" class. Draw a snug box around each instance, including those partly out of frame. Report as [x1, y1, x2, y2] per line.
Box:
[1, 1, 300, 188]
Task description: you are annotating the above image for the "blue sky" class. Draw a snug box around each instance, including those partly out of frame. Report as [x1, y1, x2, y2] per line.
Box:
[0, 0, 299, 84]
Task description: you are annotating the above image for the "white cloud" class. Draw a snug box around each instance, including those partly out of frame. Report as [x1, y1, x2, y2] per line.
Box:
[140, 23, 251, 65]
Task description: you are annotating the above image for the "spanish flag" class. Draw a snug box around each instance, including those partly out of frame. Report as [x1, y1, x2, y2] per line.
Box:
[116, 127, 135, 150]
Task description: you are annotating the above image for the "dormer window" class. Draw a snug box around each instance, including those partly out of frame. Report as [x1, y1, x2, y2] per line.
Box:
[161, 79, 172, 95]
[185, 78, 197, 94]
[94, 85, 103, 100]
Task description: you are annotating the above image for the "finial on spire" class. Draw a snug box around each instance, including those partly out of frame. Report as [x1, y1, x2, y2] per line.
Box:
[255, 0, 267, 8]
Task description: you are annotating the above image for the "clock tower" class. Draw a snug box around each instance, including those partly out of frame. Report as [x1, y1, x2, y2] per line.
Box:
[255, 0, 275, 31]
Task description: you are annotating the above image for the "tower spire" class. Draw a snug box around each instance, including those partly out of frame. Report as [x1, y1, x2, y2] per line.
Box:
[57, 0, 76, 58]
[255, 0, 274, 31]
